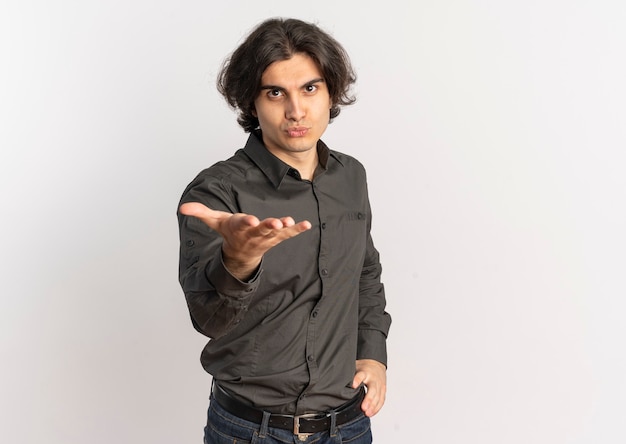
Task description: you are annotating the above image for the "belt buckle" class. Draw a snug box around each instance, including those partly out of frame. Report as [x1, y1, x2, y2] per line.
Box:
[293, 413, 318, 440]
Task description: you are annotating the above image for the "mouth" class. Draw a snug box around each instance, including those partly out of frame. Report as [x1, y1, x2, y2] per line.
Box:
[286, 127, 309, 137]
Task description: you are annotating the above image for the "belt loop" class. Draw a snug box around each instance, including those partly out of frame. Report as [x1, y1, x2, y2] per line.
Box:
[258, 410, 271, 438]
[329, 410, 338, 437]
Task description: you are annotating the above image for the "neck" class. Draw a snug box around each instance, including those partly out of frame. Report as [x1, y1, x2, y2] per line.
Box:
[283, 151, 318, 181]
[264, 145, 319, 181]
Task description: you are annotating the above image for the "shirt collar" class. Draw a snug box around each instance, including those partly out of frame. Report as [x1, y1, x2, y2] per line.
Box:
[243, 130, 343, 189]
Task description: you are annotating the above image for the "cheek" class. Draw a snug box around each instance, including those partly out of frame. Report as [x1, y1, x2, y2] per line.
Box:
[255, 104, 283, 124]
[317, 96, 332, 114]
[316, 102, 332, 120]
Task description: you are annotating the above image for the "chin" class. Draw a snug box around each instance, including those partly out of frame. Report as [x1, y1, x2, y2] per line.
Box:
[289, 143, 316, 153]
[283, 138, 313, 150]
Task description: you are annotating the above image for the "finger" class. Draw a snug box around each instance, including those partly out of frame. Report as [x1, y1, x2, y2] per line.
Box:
[371, 383, 387, 416]
[252, 219, 311, 238]
[279, 216, 295, 227]
[361, 395, 370, 415]
[352, 371, 366, 389]
[228, 213, 261, 232]
[362, 385, 384, 417]
[370, 397, 385, 416]
[296, 220, 312, 231]
[276, 220, 312, 237]
[252, 218, 284, 237]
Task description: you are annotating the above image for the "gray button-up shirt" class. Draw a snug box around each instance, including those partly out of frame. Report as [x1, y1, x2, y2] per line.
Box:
[178, 131, 391, 414]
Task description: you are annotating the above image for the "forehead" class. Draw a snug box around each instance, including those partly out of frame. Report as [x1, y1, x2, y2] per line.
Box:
[261, 53, 323, 86]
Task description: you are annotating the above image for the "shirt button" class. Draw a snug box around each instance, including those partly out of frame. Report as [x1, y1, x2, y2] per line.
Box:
[307, 355, 314, 362]
[312, 310, 318, 318]
[186, 239, 195, 247]
[321, 269, 328, 276]
[358, 213, 364, 220]
[321, 222, 326, 229]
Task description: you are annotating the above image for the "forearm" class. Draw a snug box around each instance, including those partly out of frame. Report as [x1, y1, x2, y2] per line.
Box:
[357, 235, 392, 365]
[181, 252, 261, 339]
[179, 209, 261, 339]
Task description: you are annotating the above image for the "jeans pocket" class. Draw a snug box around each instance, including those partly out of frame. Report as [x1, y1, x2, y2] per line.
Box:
[204, 425, 254, 444]
[204, 403, 257, 444]
[337, 414, 372, 443]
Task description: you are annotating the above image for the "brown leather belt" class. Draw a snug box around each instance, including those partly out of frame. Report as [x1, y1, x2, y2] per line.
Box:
[212, 383, 365, 435]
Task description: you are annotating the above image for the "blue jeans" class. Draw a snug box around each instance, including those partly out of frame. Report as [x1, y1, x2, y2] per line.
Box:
[203, 395, 373, 444]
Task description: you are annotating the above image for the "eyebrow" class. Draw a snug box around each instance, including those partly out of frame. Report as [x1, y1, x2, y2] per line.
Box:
[259, 78, 325, 92]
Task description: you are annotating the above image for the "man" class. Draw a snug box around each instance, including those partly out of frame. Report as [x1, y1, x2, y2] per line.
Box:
[177, 17, 391, 443]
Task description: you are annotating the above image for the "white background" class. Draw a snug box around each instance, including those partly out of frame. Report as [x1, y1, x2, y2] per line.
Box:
[1, 1, 625, 443]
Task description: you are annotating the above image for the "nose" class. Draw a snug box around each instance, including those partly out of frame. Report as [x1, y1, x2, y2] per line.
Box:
[285, 95, 305, 121]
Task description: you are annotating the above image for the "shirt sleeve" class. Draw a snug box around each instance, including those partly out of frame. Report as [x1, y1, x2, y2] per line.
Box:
[356, 196, 392, 367]
[177, 172, 261, 339]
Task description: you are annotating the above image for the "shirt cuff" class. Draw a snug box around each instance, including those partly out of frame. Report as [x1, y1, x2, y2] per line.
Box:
[205, 253, 262, 301]
[357, 329, 388, 368]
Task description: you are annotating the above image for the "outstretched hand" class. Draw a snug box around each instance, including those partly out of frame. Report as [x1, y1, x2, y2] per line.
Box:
[179, 202, 312, 280]
[353, 359, 387, 417]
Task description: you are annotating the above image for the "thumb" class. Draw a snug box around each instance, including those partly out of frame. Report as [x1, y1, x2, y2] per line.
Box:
[352, 371, 366, 389]
[179, 202, 232, 230]
[179, 202, 213, 218]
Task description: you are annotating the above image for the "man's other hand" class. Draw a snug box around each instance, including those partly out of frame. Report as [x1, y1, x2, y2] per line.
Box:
[352, 359, 387, 417]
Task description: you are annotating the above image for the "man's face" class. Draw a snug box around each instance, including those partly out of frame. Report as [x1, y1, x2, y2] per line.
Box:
[253, 52, 331, 161]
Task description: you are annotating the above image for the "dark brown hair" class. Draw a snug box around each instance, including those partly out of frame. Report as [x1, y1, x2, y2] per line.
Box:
[217, 18, 357, 132]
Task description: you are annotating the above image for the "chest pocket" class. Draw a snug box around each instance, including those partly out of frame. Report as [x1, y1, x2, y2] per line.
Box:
[334, 210, 368, 262]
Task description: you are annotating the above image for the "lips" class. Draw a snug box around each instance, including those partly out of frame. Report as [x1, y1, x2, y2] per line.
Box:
[286, 127, 309, 137]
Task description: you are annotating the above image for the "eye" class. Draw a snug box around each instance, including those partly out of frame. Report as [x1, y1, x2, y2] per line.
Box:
[267, 88, 283, 98]
[304, 84, 318, 94]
